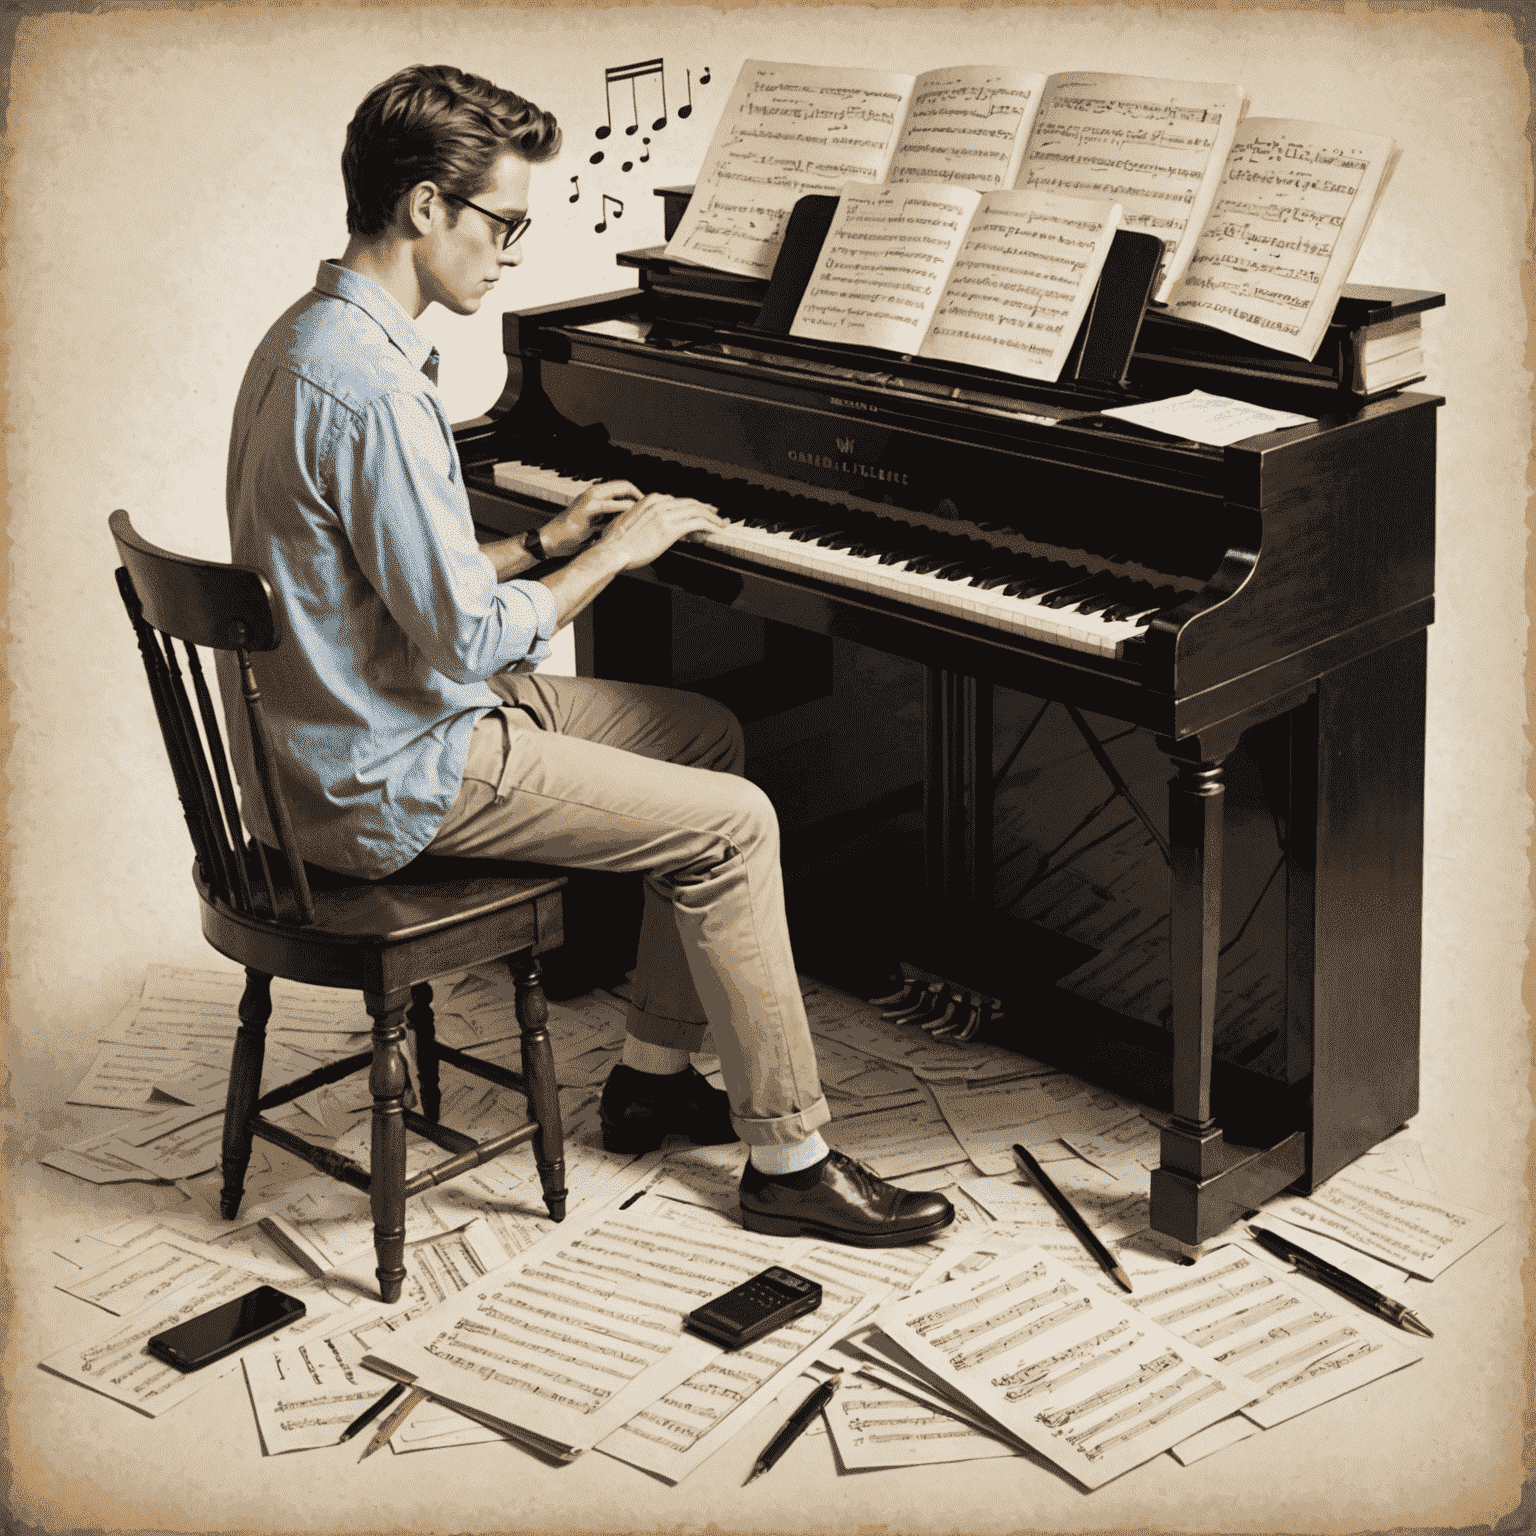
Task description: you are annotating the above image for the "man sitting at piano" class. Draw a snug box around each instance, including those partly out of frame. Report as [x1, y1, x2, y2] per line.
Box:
[220, 62, 953, 1248]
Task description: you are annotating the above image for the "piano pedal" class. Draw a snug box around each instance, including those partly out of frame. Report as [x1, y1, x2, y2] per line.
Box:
[869, 977, 919, 1009]
[886, 982, 947, 1025]
[873, 965, 1003, 1045]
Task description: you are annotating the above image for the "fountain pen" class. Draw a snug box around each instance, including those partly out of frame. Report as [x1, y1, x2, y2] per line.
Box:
[1248, 1226, 1433, 1337]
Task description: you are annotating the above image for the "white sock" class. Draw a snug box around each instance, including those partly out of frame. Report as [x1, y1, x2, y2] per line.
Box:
[750, 1131, 830, 1176]
[622, 1035, 690, 1076]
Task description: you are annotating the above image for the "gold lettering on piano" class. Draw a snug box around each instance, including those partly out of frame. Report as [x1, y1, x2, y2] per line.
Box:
[836, 437, 856, 454]
[829, 397, 878, 414]
[786, 448, 911, 486]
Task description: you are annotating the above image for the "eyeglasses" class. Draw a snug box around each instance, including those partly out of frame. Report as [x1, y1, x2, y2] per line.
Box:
[443, 194, 533, 251]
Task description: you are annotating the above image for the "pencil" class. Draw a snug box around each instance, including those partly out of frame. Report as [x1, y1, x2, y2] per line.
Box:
[357, 1384, 428, 1461]
[1012, 1143, 1133, 1292]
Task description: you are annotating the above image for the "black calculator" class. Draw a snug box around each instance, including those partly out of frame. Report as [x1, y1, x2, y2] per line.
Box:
[684, 1266, 823, 1348]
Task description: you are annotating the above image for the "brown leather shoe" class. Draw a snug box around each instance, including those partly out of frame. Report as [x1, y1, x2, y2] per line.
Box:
[739, 1150, 954, 1247]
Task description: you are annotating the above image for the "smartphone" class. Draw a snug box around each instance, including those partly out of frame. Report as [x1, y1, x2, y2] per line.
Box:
[684, 1266, 822, 1349]
[146, 1285, 307, 1372]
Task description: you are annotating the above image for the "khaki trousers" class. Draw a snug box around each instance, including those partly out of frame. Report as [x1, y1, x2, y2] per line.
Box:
[425, 672, 829, 1147]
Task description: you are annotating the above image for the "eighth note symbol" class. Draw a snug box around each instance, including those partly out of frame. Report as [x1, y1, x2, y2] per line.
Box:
[700, 65, 711, 84]
[569, 176, 580, 203]
[595, 58, 667, 142]
[595, 193, 624, 234]
[640, 137, 651, 163]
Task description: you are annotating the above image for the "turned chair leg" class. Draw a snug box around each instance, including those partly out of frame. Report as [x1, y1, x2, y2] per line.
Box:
[509, 949, 566, 1222]
[220, 969, 271, 1219]
[366, 986, 412, 1303]
[409, 981, 440, 1124]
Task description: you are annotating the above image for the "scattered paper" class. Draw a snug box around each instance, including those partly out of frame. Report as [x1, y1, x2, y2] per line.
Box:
[1099, 391, 1315, 447]
[1262, 1166, 1501, 1280]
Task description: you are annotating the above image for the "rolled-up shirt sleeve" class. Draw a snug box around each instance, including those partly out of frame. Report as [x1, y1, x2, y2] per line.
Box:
[333, 390, 552, 682]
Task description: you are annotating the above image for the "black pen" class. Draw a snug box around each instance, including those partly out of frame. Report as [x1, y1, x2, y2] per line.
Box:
[338, 1381, 406, 1444]
[1012, 1143, 1132, 1292]
[1248, 1226, 1433, 1338]
[744, 1373, 841, 1485]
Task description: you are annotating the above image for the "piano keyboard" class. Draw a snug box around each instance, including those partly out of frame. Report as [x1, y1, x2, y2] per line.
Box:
[492, 458, 1182, 660]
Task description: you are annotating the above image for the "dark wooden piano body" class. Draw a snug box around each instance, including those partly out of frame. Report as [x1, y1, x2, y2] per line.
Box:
[453, 205, 1441, 1250]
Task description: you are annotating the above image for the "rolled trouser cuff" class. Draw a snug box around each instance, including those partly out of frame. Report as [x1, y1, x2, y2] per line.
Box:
[624, 1001, 709, 1054]
[731, 1093, 832, 1148]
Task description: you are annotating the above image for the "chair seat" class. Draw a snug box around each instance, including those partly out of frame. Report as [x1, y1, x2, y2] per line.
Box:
[241, 845, 566, 942]
[195, 854, 566, 996]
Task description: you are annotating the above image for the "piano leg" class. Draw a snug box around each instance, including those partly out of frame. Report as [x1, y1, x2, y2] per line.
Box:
[1150, 731, 1306, 1246]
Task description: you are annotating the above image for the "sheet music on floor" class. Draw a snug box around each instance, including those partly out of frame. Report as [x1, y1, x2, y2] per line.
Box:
[819, 1344, 1021, 1469]
[823, 1090, 969, 1178]
[928, 1075, 1141, 1175]
[243, 1222, 513, 1455]
[57, 1226, 294, 1316]
[596, 1219, 894, 1482]
[868, 1246, 1260, 1488]
[358, 1191, 887, 1469]
[40, 1255, 334, 1418]
[1260, 1165, 1500, 1279]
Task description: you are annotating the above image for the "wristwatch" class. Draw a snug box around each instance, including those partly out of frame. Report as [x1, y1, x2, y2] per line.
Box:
[520, 527, 547, 561]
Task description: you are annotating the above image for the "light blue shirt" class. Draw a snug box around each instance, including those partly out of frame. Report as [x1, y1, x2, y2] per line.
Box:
[218, 261, 556, 877]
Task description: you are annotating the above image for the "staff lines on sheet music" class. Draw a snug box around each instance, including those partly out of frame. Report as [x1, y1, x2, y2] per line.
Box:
[934, 1279, 1077, 1350]
[1039, 1348, 1181, 1427]
[941, 286, 1074, 322]
[548, 1249, 718, 1301]
[1028, 157, 1200, 194]
[1062, 1367, 1200, 1447]
[1048, 95, 1221, 125]
[909, 1262, 1047, 1335]
[477, 1300, 661, 1366]
[733, 129, 892, 152]
[422, 1337, 607, 1412]
[952, 1294, 1093, 1369]
[452, 1314, 638, 1380]
[903, 124, 1019, 140]
[1004, 1336, 1141, 1402]
[1211, 1310, 1334, 1367]
[1214, 197, 1350, 230]
[274, 1386, 378, 1415]
[1182, 1292, 1300, 1348]
[991, 1321, 1131, 1390]
[1262, 1338, 1381, 1395]
[1078, 1372, 1225, 1460]
[1149, 1274, 1276, 1328]
[1247, 1326, 1362, 1382]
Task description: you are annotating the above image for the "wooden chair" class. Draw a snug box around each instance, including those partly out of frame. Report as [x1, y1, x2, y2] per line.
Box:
[110, 509, 567, 1302]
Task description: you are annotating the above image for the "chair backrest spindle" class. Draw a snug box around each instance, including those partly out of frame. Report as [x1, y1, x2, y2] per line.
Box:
[110, 509, 314, 928]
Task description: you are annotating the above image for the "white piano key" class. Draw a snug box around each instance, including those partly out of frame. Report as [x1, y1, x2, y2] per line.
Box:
[492, 459, 1167, 659]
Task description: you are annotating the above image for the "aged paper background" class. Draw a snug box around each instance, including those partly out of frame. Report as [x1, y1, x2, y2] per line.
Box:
[3, 1, 1531, 1532]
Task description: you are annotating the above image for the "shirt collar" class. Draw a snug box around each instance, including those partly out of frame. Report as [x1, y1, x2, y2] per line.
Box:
[315, 260, 440, 382]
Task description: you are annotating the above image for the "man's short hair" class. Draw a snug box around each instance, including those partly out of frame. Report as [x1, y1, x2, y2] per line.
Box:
[343, 64, 561, 237]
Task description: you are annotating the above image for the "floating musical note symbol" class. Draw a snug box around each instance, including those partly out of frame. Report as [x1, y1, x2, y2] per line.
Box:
[594, 193, 624, 234]
[622, 158, 633, 173]
[594, 58, 666, 143]
[569, 176, 580, 203]
[699, 65, 711, 85]
[591, 149, 604, 165]
[639, 136, 651, 163]
[679, 70, 694, 119]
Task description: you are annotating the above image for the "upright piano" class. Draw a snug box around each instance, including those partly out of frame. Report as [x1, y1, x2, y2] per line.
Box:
[454, 185, 1443, 1252]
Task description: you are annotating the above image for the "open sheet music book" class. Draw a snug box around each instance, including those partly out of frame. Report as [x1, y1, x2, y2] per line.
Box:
[1162, 118, 1400, 359]
[666, 61, 1247, 302]
[788, 181, 1123, 383]
[669, 62, 1401, 361]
